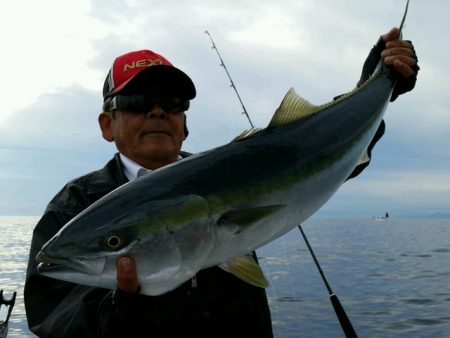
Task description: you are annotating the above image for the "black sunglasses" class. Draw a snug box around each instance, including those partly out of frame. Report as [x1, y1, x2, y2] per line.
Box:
[103, 95, 190, 114]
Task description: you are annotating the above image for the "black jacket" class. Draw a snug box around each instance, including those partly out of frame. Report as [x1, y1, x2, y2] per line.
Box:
[24, 153, 274, 338]
[24, 138, 385, 338]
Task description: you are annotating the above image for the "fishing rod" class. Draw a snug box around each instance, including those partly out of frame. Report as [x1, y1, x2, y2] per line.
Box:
[205, 30, 357, 337]
[298, 225, 357, 338]
[204, 30, 255, 128]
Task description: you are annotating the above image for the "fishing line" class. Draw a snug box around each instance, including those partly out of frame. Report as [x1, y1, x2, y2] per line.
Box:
[281, 241, 305, 337]
[257, 250, 282, 332]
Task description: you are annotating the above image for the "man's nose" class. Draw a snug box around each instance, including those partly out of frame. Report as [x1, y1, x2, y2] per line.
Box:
[146, 105, 167, 119]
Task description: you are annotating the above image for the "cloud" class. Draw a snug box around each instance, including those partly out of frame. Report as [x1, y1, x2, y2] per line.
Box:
[320, 169, 450, 218]
[0, 84, 115, 215]
[0, 86, 102, 151]
[1, 0, 449, 216]
[0, 0, 107, 116]
[346, 170, 450, 205]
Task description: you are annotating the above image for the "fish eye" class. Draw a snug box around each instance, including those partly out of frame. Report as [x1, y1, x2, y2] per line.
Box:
[105, 234, 123, 250]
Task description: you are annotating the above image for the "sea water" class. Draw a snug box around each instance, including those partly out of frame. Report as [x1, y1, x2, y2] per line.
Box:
[1, 216, 450, 337]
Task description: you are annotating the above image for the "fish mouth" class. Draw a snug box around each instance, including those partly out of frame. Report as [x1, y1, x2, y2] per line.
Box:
[36, 251, 106, 276]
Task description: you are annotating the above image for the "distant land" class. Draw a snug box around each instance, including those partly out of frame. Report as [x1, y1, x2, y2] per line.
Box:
[315, 209, 450, 219]
[6, 212, 449, 219]
[417, 212, 450, 219]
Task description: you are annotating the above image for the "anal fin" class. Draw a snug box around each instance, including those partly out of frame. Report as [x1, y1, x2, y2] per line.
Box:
[219, 254, 269, 288]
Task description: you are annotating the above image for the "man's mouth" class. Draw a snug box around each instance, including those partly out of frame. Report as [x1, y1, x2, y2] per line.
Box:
[144, 130, 171, 136]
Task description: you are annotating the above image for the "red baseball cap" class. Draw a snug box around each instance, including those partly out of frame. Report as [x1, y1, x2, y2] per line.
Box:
[103, 49, 196, 100]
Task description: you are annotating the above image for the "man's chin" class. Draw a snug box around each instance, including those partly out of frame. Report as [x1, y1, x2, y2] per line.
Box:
[138, 146, 179, 168]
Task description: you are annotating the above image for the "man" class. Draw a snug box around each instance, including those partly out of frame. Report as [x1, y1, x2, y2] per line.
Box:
[25, 27, 418, 338]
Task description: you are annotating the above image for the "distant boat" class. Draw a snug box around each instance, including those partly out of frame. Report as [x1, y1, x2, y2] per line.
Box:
[373, 212, 389, 221]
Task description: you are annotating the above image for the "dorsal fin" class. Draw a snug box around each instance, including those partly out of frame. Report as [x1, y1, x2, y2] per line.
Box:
[268, 88, 321, 127]
[232, 127, 263, 142]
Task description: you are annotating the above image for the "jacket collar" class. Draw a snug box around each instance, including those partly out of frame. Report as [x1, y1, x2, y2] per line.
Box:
[85, 153, 128, 195]
[85, 151, 191, 195]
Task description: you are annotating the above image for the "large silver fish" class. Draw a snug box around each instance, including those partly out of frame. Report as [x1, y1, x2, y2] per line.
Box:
[36, 58, 399, 295]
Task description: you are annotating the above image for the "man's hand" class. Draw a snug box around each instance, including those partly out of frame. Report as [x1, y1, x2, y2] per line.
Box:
[117, 256, 140, 293]
[381, 27, 417, 78]
[358, 27, 419, 101]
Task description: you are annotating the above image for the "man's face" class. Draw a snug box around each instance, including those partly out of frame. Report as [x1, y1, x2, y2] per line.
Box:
[99, 105, 186, 169]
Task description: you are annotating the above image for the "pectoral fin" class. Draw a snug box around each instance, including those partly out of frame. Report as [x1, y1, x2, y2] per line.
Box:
[218, 204, 285, 232]
[219, 254, 269, 288]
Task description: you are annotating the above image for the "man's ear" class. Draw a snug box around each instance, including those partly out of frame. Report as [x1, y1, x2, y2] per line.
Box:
[183, 113, 188, 140]
[98, 112, 115, 142]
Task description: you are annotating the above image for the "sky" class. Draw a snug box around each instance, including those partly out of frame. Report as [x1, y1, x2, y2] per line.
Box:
[0, 0, 449, 218]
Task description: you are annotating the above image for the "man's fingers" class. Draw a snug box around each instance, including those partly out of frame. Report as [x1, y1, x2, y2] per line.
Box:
[117, 256, 140, 293]
[380, 33, 417, 79]
[385, 39, 413, 49]
[382, 27, 400, 42]
[387, 59, 415, 78]
[382, 48, 414, 61]
[383, 54, 416, 66]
